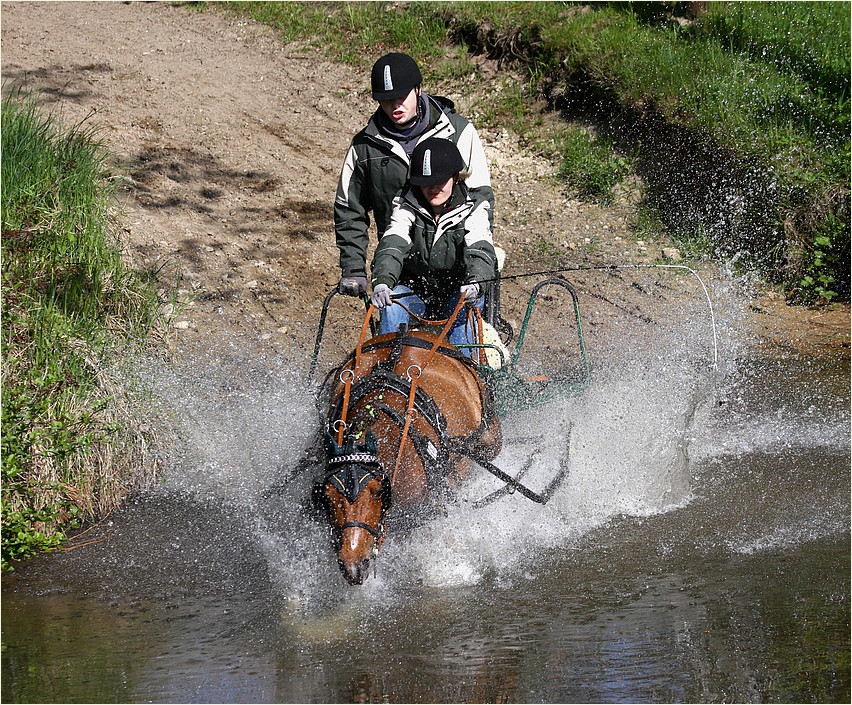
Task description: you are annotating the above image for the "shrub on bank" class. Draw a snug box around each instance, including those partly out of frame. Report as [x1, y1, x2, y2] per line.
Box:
[1, 91, 162, 570]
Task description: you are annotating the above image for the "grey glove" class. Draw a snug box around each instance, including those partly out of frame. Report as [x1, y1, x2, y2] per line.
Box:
[338, 276, 367, 297]
[371, 283, 393, 309]
[460, 282, 480, 303]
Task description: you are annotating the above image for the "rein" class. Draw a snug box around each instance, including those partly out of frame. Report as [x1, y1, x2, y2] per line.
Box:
[388, 295, 487, 365]
[388, 293, 469, 486]
[334, 302, 379, 445]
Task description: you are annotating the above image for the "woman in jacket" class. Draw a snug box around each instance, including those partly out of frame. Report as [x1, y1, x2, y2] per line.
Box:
[370, 138, 497, 357]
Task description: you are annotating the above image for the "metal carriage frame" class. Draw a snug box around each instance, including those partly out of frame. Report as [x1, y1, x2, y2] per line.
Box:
[309, 275, 591, 418]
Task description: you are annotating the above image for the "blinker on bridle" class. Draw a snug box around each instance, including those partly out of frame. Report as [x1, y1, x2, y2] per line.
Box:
[314, 441, 393, 543]
[324, 452, 389, 506]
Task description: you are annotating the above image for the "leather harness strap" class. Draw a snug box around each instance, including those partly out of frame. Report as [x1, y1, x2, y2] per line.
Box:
[331, 366, 448, 439]
[329, 346, 496, 477]
[391, 296, 468, 485]
[336, 301, 380, 445]
[339, 520, 383, 539]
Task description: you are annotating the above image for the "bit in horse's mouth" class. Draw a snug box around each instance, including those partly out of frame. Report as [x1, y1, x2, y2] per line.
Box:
[339, 558, 369, 585]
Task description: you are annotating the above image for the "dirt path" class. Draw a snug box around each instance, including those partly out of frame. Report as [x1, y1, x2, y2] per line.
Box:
[2, 1, 848, 360]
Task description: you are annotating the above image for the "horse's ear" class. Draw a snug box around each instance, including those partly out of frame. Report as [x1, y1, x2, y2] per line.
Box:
[324, 430, 342, 457]
[364, 429, 379, 455]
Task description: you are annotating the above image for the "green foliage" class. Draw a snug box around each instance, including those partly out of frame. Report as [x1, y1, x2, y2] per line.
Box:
[222, 1, 448, 68]
[633, 202, 674, 246]
[685, 2, 850, 179]
[470, 79, 532, 133]
[795, 211, 849, 304]
[1, 90, 161, 570]
[557, 126, 635, 203]
[696, 1, 850, 100]
[1, 466, 77, 570]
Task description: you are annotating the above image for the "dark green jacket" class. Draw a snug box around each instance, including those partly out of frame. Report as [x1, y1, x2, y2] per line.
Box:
[370, 182, 496, 302]
[334, 95, 494, 278]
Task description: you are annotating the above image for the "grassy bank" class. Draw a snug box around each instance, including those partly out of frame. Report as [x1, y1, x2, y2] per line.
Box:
[220, 0, 850, 302]
[1, 91, 163, 570]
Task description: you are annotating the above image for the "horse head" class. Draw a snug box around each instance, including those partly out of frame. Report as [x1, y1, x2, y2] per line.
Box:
[312, 429, 392, 585]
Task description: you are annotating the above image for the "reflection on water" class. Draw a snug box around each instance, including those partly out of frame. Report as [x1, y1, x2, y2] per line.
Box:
[3, 527, 848, 703]
[2, 331, 849, 702]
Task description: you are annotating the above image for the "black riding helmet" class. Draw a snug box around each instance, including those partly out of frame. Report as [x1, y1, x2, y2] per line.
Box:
[371, 52, 422, 101]
[409, 138, 466, 186]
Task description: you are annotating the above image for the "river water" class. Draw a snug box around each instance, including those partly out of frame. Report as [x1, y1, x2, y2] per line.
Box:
[2, 277, 849, 703]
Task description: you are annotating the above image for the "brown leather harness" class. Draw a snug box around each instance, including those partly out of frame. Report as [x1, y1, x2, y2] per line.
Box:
[316, 296, 493, 546]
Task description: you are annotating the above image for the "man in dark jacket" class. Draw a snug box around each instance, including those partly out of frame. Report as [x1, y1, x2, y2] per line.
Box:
[334, 52, 494, 298]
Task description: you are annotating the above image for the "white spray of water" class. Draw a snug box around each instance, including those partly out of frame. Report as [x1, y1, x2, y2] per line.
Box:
[382, 332, 715, 588]
[136, 272, 759, 594]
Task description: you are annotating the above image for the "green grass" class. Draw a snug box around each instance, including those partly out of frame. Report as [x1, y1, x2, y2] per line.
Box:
[556, 125, 635, 204]
[224, 1, 450, 65]
[1, 90, 164, 570]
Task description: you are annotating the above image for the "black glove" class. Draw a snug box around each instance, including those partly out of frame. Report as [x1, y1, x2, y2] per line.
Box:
[338, 276, 367, 297]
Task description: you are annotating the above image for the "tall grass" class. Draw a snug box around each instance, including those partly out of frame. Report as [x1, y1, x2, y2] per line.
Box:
[1, 90, 163, 570]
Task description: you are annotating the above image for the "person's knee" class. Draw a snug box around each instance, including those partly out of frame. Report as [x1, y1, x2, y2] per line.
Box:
[378, 305, 408, 334]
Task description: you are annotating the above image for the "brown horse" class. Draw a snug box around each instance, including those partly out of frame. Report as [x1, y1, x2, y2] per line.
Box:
[311, 327, 503, 584]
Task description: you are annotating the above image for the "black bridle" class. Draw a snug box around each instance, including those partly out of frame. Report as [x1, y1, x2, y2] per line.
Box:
[312, 445, 393, 542]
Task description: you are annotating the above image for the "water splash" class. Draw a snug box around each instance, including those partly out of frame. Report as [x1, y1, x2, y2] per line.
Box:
[134, 269, 843, 593]
[380, 323, 717, 588]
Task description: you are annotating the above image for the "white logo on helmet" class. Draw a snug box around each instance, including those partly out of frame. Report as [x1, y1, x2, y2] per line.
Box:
[383, 65, 393, 92]
[422, 149, 432, 177]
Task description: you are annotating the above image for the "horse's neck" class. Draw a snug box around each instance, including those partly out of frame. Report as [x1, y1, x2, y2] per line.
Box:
[346, 404, 433, 505]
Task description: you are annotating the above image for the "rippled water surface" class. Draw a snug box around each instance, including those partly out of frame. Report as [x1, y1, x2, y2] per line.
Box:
[3, 292, 849, 703]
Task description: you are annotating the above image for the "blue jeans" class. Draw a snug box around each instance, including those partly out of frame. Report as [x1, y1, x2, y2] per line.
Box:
[376, 285, 483, 359]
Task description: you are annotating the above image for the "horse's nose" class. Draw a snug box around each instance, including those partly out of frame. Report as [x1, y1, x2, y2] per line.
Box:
[339, 557, 369, 585]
